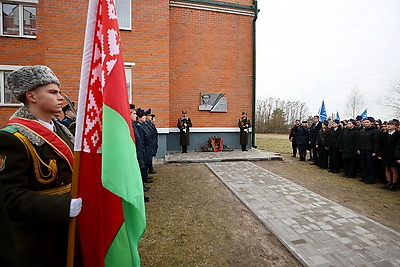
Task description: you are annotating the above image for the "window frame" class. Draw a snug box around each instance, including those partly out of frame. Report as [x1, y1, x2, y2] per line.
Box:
[0, 65, 23, 106]
[115, 0, 131, 31]
[1, 1, 37, 38]
[124, 63, 135, 103]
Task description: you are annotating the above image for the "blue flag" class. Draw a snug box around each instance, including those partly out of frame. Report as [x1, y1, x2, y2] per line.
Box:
[360, 109, 367, 119]
[318, 100, 327, 122]
[336, 111, 340, 121]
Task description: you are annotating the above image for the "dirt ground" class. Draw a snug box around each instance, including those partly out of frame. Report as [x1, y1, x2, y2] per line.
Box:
[139, 134, 400, 266]
[139, 163, 301, 266]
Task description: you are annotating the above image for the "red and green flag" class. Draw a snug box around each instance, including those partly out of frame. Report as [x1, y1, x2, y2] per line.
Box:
[74, 0, 146, 266]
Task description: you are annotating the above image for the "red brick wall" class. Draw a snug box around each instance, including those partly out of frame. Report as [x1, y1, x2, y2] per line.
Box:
[0, 0, 254, 130]
[128, 0, 170, 128]
[0, 0, 87, 125]
[169, 7, 254, 128]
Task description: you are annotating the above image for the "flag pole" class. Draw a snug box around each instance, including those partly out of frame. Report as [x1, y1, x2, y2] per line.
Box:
[66, 151, 81, 267]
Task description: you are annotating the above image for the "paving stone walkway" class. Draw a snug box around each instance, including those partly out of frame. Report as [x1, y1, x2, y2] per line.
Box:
[206, 161, 400, 267]
[164, 148, 281, 163]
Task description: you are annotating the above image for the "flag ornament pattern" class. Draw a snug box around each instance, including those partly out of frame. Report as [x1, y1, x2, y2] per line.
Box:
[75, 0, 145, 266]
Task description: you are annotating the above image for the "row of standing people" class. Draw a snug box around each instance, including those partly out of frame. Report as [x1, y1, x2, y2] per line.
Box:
[290, 115, 400, 191]
[130, 105, 159, 202]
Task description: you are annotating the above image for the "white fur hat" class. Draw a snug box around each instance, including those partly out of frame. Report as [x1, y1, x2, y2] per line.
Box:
[6, 65, 60, 102]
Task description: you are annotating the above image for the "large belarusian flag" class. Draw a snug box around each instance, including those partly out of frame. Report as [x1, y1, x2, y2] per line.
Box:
[74, 0, 146, 266]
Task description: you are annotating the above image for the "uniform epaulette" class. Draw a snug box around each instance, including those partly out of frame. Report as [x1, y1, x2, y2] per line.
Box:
[0, 125, 19, 134]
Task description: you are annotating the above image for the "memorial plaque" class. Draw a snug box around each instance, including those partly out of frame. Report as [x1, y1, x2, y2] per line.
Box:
[198, 93, 227, 112]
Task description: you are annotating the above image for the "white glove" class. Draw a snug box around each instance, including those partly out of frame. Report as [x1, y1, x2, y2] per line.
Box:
[69, 198, 82, 217]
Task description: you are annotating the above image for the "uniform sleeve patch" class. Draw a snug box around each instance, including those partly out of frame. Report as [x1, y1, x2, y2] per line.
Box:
[0, 155, 6, 171]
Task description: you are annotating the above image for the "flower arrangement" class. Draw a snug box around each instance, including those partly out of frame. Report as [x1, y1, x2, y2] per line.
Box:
[200, 136, 232, 152]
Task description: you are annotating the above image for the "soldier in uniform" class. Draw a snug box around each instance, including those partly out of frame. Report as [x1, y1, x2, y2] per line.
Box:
[60, 102, 76, 128]
[145, 108, 158, 174]
[135, 108, 153, 183]
[238, 111, 251, 151]
[177, 110, 192, 153]
[0, 66, 82, 267]
[130, 105, 150, 202]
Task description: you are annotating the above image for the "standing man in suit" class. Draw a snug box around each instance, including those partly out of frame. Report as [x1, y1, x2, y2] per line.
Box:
[177, 110, 192, 153]
[309, 115, 322, 165]
[238, 111, 251, 151]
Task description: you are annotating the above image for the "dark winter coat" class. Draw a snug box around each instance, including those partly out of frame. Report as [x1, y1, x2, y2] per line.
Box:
[177, 117, 192, 146]
[238, 117, 251, 145]
[357, 126, 379, 153]
[316, 128, 330, 148]
[378, 130, 400, 166]
[136, 121, 152, 164]
[133, 121, 146, 168]
[0, 107, 74, 267]
[309, 122, 322, 145]
[289, 125, 298, 141]
[296, 126, 309, 150]
[341, 128, 358, 159]
[395, 138, 400, 160]
[328, 127, 343, 149]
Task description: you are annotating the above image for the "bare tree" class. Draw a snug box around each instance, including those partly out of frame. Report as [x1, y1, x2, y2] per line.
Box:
[380, 79, 400, 118]
[256, 97, 310, 133]
[345, 87, 365, 118]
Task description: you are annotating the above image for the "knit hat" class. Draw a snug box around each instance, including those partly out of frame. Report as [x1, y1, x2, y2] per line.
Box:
[6, 65, 60, 102]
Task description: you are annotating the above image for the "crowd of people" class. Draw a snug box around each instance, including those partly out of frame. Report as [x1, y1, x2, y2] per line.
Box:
[130, 105, 159, 203]
[289, 115, 400, 191]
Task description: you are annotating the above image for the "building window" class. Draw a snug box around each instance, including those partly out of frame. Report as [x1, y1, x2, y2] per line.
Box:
[125, 64, 132, 103]
[0, 66, 21, 105]
[115, 0, 131, 30]
[1, 2, 36, 37]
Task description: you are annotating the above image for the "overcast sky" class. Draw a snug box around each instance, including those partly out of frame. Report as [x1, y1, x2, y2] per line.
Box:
[256, 0, 400, 120]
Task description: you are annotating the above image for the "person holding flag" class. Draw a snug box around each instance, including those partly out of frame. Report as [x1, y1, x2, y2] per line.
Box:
[70, 0, 146, 266]
[0, 65, 82, 267]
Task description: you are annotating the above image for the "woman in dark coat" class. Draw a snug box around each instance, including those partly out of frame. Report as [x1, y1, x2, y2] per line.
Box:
[341, 120, 358, 177]
[316, 121, 330, 169]
[378, 120, 400, 191]
[296, 121, 309, 161]
[328, 120, 343, 173]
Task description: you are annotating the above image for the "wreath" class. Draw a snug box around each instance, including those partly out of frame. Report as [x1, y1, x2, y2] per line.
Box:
[200, 136, 232, 152]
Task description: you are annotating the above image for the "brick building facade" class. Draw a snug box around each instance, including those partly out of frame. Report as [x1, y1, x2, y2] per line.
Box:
[0, 0, 257, 157]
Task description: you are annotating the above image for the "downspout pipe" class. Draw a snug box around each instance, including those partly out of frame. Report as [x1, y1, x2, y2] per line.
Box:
[252, 0, 259, 148]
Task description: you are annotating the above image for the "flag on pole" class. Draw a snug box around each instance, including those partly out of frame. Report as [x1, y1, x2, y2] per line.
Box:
[360, 109, 367, 119]
[74, 0, 146, 266]
[336, 111, 340, 122]
[318, 100, 328, 122]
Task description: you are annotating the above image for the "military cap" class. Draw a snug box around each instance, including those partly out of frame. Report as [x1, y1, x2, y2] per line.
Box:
[129, 104, 136, 110]
[323, 121, 329, 126]
[242, 111, 247, 115]
[145, 108, 152, 115]
[182, 110, 187, 114]
[6, 65, 61, 102]
[355, 115, 362, 121]
[364, 116, 375, 122]
[62, 102, 75, 112]
[333, 119, 340, 124]
[150, 114, 156, 118]
[302, 120, 308, 123]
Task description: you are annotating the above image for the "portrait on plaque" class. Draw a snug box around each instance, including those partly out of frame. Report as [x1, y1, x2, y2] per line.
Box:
[198, 93, 227, 113]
